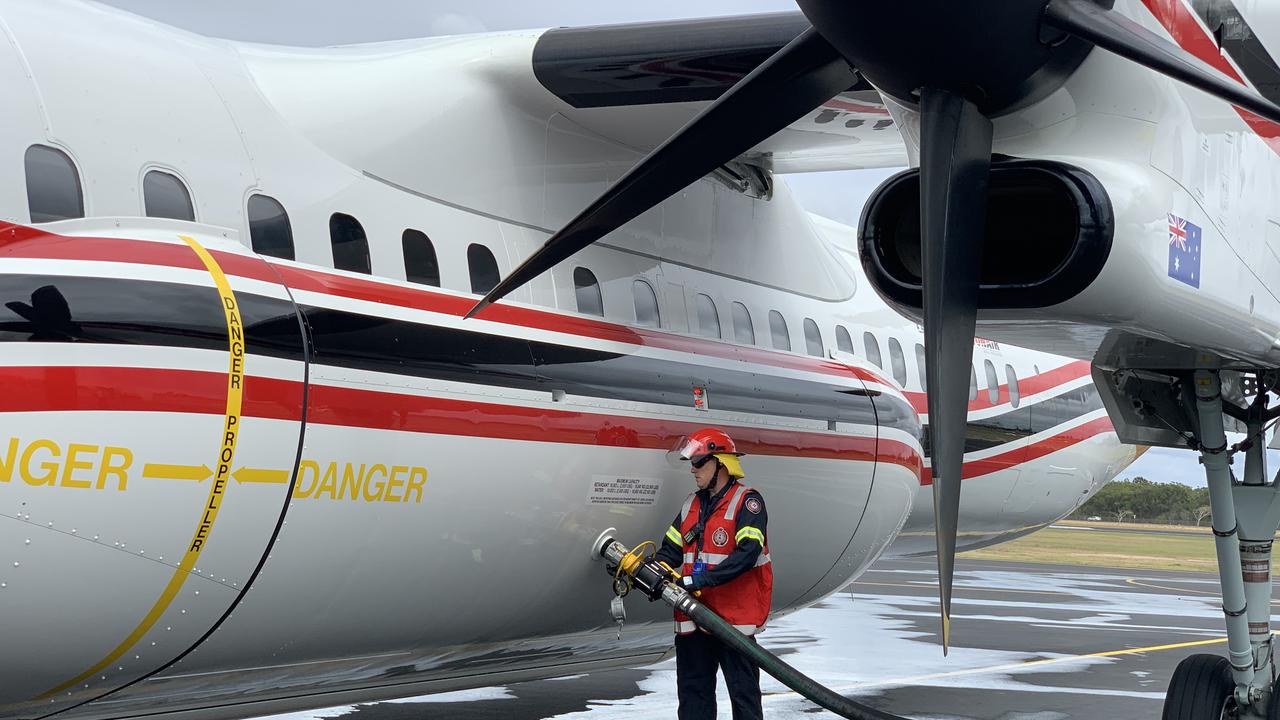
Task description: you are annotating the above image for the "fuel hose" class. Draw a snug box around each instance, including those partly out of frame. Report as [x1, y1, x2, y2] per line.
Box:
[600, 538, 907, 720]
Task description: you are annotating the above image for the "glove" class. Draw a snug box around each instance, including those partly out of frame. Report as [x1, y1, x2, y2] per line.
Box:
[681, 574, 703, 590]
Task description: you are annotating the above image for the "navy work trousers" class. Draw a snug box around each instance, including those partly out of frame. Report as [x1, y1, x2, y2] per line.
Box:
[674, 631, 763, 720]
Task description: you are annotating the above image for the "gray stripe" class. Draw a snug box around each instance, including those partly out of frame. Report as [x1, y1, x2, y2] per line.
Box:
[724, 485, 749, 522]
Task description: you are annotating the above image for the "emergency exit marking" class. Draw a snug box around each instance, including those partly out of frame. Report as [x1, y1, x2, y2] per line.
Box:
[588, 475, 660, 506]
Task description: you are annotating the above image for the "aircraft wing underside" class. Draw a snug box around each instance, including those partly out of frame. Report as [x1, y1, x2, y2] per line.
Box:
[528, 12, 908, 173]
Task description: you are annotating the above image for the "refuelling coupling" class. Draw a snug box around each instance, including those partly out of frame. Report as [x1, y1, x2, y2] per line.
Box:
[597, 537, 908, 720]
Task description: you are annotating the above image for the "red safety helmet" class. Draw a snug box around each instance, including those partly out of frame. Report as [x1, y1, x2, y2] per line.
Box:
[670, 428, 745, 478]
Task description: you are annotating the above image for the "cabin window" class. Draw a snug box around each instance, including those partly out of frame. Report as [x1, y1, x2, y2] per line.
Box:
[143, 170, 194, 221]
[1006, 364, 1020, 408]
[969, 365, 978, 401]
[836, 325, 854, 354]
[25, 145, 83, 223]
[468, 243, 500, 294]
[863, 332, 882, 369]
[694, 293, 721, 338]
[803, 318, 824, 357]
[984, 359, 1000, 404]
[769, 310, 791, 351]
[888, 337, 907, 386]
[633, 279, 660, 327]
[330, 213, 370, 274]
[915, 343, 927, 390]
[247, 194, 294, 260]
[402, 229, 440, 286]
[732, 301, 755, 345]
[574, 266, 604, 317]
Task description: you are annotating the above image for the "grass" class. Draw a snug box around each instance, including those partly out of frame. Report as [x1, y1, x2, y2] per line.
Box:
[959, 523, 1275, 574]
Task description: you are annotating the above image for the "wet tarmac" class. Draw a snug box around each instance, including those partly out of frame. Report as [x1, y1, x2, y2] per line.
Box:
[253, 557, 1245, 719]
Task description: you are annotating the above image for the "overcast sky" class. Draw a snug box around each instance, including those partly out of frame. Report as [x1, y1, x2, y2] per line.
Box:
[90, 0, 1242, 488]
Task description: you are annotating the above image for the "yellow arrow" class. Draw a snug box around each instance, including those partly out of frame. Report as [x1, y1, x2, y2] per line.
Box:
[232, 467, 290, 484]
[142, 463, 213, 482]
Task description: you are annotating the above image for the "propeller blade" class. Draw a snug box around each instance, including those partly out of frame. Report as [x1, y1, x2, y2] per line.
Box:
[465, 27, 857, 318]
[1044, 0, 1280, 126]
[918, 87, 993, 655]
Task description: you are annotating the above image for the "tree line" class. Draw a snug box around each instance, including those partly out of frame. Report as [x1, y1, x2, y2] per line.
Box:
[1070, 477, 1212, 525]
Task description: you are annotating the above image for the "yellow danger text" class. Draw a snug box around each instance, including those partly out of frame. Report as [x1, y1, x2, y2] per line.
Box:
[292, 460, 427, 503]
[0, 437, 132, 490]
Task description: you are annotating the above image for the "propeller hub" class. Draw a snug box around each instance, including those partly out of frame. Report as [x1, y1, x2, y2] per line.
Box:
[795, 0, 1107, 114]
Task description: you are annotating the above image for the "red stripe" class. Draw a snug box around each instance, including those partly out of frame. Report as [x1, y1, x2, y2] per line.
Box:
[0, 224, 898, 390]
[903, 359, 1091, 414]
[920, 415, 1115, 485]
[1141, 0, 1280, 152]
[0, 365, 922, 478]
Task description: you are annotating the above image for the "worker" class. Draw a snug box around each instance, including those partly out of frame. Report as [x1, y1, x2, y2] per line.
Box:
[656, 428, 772, 720]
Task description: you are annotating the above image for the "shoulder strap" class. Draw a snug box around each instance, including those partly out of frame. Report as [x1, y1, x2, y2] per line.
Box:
[679, 493, 697, 523]
[723, 484, 750, 522]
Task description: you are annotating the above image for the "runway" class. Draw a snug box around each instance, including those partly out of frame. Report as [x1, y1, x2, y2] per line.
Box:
[254, 557, 1244, 719]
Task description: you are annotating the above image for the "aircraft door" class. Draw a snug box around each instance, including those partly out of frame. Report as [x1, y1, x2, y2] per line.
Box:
[0, 226, 308, 718]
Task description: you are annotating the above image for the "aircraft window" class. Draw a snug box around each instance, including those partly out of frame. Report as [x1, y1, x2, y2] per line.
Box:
[468, 243, 500, 294]
[732, 302, 755, 345]
[247, 194, 294, 260]
[888, 337, 907, 386]
[143, 170, 194, 221]
[769, 310, 791, 351]
[633, 279, 660, 327]
[970, 365, 978, 401]
[836, 325, 854, 354]
[694, 293, 721, 338]
[863, 332, 882, 368]
[330, 213, 371, 274]
[803, 318, 824, 357]
[915, 343, 927, 390]
[984, 359, 999, 404]
[402, 229, 440, 286]
[1006, 364, 1020, 408]
[25, 145, 83, 223]
[574, 266, 604, 317]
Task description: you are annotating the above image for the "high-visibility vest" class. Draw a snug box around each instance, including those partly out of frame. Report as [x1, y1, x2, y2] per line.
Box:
[673, 483, 773, 635]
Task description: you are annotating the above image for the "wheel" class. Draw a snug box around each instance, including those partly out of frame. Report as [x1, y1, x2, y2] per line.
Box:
[1163, 654, 1236, 720]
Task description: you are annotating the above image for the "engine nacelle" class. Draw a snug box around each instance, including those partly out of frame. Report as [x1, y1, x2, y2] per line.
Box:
[857, 158, 1114, 315]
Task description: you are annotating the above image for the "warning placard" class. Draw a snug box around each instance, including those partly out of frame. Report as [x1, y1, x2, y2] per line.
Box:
[588, 475, 661, 506]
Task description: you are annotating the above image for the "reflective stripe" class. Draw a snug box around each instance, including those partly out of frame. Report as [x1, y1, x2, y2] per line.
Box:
[674, 620, 761, 635]
[684, 551, 769, 567]
[665, 526, 682, 544]
[679, 493, 696, 523]
[736, 526, 765, 545]
[723, 485, 749, 521]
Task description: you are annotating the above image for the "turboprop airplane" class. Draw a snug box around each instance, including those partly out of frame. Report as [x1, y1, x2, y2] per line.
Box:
[0, 0, 1173, 718]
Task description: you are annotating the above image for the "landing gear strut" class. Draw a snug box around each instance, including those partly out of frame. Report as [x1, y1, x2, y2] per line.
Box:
[1162, 370, 1280, 720]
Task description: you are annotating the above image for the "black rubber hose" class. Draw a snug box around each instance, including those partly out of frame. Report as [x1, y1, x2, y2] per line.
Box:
[682, 598, 905, 720]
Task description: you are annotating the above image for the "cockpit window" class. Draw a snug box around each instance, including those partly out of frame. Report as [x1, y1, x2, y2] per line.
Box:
[143, 170, 194, 222]
[695, 293, 721, 338]
[888, 337, 907, 386]
[863, 332, 882, 369]
[732, 302, 755, 344]
[633, 279, 660, 327]
[25, 145, 83, 223]
[836, 325, 854, 354]
[984, 359, 999, 404]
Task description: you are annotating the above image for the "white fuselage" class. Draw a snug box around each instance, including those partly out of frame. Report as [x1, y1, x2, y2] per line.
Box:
[0, 2, 1139, 719]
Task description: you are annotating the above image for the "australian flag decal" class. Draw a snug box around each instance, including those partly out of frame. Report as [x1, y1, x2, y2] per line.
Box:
[1167, 213, 1202, 288]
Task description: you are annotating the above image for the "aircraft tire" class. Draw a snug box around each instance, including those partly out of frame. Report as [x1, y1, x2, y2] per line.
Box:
[1161, 654, 1235, 720]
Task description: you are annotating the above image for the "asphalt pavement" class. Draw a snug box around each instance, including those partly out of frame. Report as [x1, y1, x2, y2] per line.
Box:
[253, 556, 1242, 719]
